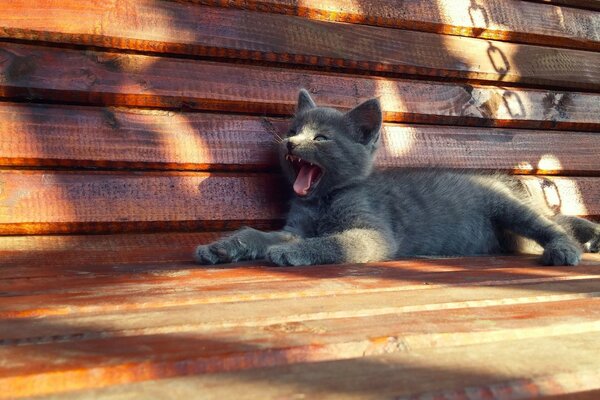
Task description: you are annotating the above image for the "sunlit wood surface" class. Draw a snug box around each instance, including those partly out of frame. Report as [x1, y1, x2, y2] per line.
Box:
[1, 0, 600, 398]
[2, 235, 600, 398]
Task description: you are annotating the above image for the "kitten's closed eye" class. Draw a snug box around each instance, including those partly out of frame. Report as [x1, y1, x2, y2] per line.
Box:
[314, 134, 329, 141]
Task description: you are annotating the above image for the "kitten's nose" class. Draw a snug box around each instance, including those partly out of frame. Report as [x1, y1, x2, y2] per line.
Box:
[287, 140, 297, 153]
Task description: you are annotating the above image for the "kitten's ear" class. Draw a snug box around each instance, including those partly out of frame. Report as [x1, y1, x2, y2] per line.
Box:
[297, 89, 316, 114]
[345, 98, 382, 145]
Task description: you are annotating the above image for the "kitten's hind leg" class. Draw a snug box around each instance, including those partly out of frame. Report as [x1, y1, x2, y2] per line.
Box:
[553, 215, 600, 253]
[194, 228, 297, 265]
[491, 194, 582, 266]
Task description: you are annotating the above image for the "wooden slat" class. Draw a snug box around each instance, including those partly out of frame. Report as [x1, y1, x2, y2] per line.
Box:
[0, 171, 285, 235]
[4, 303, 600, 397]
[0, 255, 600, 397]
[0, 232, 223, 278]
[2, 2, 600, 89]
[43, 332, 600, 399]
[3, 260, 600, 326]
[524, 0, 600, 11]
[6, 274, 600, 341]
[2, 103, 600, 175]
[0, 171, 598, 235]
[1, 43, 600, 131]
[3, 255, 600, 318]
[187, 0, 600, 51]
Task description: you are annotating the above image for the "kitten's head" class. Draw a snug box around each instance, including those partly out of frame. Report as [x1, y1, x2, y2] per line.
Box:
[279, 89, 382, 199]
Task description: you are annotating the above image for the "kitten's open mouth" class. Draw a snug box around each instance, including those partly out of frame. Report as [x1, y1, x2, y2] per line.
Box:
[285, 154, 323, 197]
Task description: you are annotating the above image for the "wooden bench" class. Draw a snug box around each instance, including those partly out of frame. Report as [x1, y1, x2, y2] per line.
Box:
[2, 1, 600, 398]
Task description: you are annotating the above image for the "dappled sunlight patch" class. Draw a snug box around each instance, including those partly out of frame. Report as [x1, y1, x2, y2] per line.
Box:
[379, 125, 416, 158]
[297, 0, 363, 20]
[537, 154, 563, 174]
[522, 176, 589, 216]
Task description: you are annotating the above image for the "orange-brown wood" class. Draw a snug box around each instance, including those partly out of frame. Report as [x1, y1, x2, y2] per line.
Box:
[0, 171, 598, 235]
[524, 0, 600, 11]
[1, 250, 600, 398]
[186, 0, 600, 51]
[1, 42, 600, 131]
[2, 102, 600, 175]
[0, 170, 285, 235]
[3, 257, 600, 318]
[47, 333, 600, 399]
[2, 2, 600, 89]
[0, 232, 224, 278]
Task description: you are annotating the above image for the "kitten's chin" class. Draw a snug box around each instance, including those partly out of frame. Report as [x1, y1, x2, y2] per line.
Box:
[285, 154, 323, 197]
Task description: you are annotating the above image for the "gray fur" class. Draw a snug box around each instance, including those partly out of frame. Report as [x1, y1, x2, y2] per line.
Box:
[195, 89, 600, 267]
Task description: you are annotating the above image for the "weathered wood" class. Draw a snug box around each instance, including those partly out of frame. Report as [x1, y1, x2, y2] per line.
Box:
[2, 292, 600, 397]
[6, 276, 600, 342]
[0, 232, 224, 278]
[1, 43, 599, 131]
[2, 2, 600, 89]
[0, 171, 598, 235]
[42, 332, 600, 399]
[3, 255, 600, 318]
[186, 0, 600, 51]
[2, 103, 600, 175]
[0, 103, 278, 172]
[0, 171, 285, 235]
[524, 0, 600, 11]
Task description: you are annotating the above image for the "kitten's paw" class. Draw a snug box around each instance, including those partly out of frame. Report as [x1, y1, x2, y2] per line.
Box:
[585, 231, 600, 253]
[542, 239, 582, 266]
[193, 238, 249, 265]
[194, 244, 221, 265]
[266, 244, 311, 267]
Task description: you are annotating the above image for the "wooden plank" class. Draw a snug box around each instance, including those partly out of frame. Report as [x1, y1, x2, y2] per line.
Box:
[0, 171, 285, 235]
[187, 0, 600, 51]
[2, 103, 600, 175]
[2, 295, 600, 397]
[3, 267, 600, 341]
[2, 2, 600, 89]
[3, 254, 600, 318]
[0, 170, 600, 234]
[42, 331, 600, 399]
[0, 232, 224, 278]
[1, 42, 599, 131]
[0, 170, 598, 235]
[0, 103, 278, 172]
[524, 0, 600, 11]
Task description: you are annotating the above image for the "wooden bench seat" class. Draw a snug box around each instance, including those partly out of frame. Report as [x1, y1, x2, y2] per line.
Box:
[1, 0, 600, 398]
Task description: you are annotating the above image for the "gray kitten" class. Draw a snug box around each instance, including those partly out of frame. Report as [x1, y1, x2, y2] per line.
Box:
[195, 89, 600, 267]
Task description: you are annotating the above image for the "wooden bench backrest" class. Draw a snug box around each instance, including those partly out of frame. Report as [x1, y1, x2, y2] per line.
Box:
[1, 0, 599, 236]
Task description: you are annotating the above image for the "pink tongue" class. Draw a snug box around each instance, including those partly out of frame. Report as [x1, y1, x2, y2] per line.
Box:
[293, 165, 320, 196]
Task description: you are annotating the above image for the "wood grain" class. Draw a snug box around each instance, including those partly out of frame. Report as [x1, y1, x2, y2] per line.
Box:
[3, 256, 600, 318]
[0, 232, 223, 278]
[0, 171, 598, 235]
[2, 2, 600, 88]
[2, 102, 600, 175]
[524, 0, 600, 11]
[0, 170, 598, 235]
[1, 43, 600, 131]
[187, 0, 600, 51]
[0, 253, 600, 397]
[42, 332, 600, 399]
[0, 171, 286, 235]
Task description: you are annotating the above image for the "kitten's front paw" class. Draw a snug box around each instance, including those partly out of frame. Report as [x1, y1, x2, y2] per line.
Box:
[266, 244, 311, 267]
[194, 238, 249, 265]
[542, 239, 582, 266]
